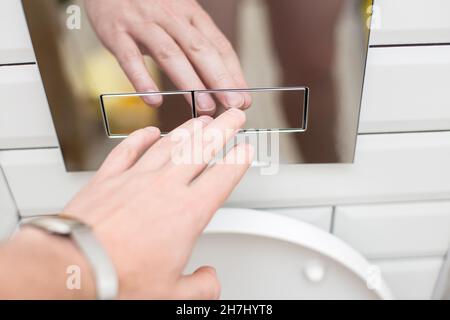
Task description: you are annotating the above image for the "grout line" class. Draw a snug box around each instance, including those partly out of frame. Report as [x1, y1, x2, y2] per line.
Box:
[0, 146, 59, 152]
[358, 129, 450, 136]
[0, 62, 36, 67]
[370, 43, 450, 49]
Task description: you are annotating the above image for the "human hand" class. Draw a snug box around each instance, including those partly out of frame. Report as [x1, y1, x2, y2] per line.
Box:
[85, 0, 252, 114]
[63, 108, 253, 299]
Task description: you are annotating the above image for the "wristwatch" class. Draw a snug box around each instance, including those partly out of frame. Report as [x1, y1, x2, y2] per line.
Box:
[20, 215, 118, 300]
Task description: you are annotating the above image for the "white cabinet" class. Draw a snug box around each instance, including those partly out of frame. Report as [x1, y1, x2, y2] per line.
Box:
[0, 64, 58, 149]
[371, 0, 450, 45]
[0, 167, 18, 241]
[334, 201, 450, 259]
[0, 0, 34, 64]
[229, 131, 450, 208]
[0, 149, 91, 216]
[3, 131, 450, 215]
[263, 207, 332, 232]
[371, 257, 443, 300]
[360, 46, 450, 133]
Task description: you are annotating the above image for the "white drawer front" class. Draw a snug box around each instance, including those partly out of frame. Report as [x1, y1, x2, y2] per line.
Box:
[0, 149, 91, 216]
[229, 131, 450, 208]
[0, 0, 35, 64]
[0, 64, 58, 149]
[3, 132, 450, 214]
[263, 207, 332, 232]
[371, 257, 443, 300]
[371, 0, 450, 45]
[360, 46, 450, 133]
[0, 167, 18, 241]
[334, 201, 450, 259]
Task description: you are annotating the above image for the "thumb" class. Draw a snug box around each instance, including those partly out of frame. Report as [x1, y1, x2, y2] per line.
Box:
[175, 266, 221, 300]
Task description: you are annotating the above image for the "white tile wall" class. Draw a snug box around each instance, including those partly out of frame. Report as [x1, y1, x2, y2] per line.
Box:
[334, 201, 450, 259]
[371, 0, 450, 45]
[0, 0, 34, 64]
[0, 64, 58, 149]
[360, 45, 450, 133]
[372, 257, 443, 300]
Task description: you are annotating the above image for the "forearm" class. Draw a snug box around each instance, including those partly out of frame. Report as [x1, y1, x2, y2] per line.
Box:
[0, 228, 95, 299]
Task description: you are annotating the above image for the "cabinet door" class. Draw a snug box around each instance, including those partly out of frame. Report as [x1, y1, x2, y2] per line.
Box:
[0, 65, 58, 149]
[263, 207, 332, 232]
[360, 46, 450, 133]
[228, 131, 450, 208]
[0, 0, 35, 64]
[0, 149, 91, 216]
[334, 201, 450, 259]
[3, 132, 450, 213]
[370, 0, 450, 45]
[371, 257, 443, 300]
[0, 167, 18, 241]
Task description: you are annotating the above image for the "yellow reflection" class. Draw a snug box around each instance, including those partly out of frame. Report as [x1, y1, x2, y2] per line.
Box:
[82, 48, 159, 134]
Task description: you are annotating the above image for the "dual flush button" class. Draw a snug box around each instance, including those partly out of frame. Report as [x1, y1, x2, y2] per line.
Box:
[100, 87, 309, 138]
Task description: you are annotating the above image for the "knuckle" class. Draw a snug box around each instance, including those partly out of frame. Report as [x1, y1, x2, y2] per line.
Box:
[187, 35, 210, 54]
[155, 42, 183, 61]
[117, 48, 142, 66]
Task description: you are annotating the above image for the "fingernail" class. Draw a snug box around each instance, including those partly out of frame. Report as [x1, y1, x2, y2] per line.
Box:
[225, 92, 245, 108]
[145, 127, 160, 135]
[197, 115, 213, 125]
[243, 92, 253, 108]
[196, 93, 215, 111]
[142, 92, 163, 107]
[227, 107, 245, 119]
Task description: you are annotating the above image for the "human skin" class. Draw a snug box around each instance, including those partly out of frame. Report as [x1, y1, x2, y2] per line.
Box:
[85, 0, 251, 113]
[0, 108, 253, 299]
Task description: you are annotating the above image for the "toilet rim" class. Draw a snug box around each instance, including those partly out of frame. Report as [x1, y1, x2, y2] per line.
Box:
[203, 208, 394, 300]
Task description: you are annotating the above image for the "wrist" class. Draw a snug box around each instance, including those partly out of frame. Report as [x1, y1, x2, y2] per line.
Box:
[15, 227, 96, 299]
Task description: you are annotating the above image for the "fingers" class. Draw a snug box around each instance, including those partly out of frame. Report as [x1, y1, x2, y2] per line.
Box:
[95, 127, 161, 181]
[108, 32, 163, 106]
[189, 143, 254, 230]
[136, 116, 213, 171]
[175, 266, 221, 300]
[131, 25, 216, 114]
[160, 19, 246, 109]
[191, 11, 252, 109]
[173, 108, 247, 183]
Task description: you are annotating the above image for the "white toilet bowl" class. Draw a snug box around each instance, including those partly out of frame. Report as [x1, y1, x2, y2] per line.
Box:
[186, 208, 393, 300]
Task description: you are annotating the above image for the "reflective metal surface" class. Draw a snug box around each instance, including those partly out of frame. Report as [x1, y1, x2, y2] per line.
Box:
[101, 87, 309, 137]
[23, 0, 372, 171]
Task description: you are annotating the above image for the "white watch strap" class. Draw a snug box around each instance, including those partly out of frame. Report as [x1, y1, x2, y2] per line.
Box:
[71, 225, 118, 300]
[20, 216, 118, 300]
